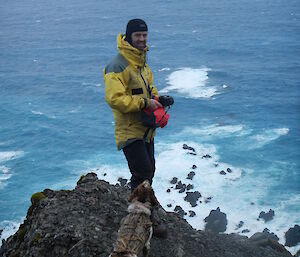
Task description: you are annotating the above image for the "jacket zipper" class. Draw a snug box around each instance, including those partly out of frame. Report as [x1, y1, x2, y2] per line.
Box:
[139, 68, 152, 98]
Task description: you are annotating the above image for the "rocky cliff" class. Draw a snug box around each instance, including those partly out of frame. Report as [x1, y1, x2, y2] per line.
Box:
[0, 173, 295, 257]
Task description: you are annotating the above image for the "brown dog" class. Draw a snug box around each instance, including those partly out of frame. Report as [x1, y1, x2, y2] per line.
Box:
[109, 180, 159, 257]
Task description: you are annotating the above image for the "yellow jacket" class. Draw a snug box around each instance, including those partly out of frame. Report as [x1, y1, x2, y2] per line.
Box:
[103, 34, 158, 149]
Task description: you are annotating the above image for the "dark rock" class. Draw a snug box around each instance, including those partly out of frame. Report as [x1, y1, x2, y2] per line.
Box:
[103, 173, 107, 176]
[295, 249, 300, 257]
[175, 181, 184, 190]
[178, 186, 186, 193]
[186, 171, 195, 180]
[241, 229, 250, 233]
[1, 173, 293, 257]
[219, 170, 226, 175]
[202, 154, 212, 159]
[174, 205, 186, 218]
[214, 163, 219, 167]
[189, 211, 196, 217]
[186, 184, 194, 191]
[117, 177, 127, 187]
[259, 209, 275, 222]
[192, 165, 197, 169]
[251, 202, 255, 205]
[189, 152, 197, 156]
[250, 229, 279, 242]
[167, 204, 172, 208]
[227, 168, 232, 173]
[235, 221, 244, 230]
[166, 188, 171, 193]
[285, 224, 300, 247]
[204, 207, 227, 234]
[184, 191, 201, 207]
[170, 177, 178, 184]
[182, 144, 195, 152]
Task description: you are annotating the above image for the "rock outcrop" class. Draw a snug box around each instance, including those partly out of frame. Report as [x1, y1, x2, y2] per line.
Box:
[0, 173, 294, 257]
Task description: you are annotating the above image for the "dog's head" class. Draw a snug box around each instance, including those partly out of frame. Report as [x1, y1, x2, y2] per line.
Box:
[128, 180, 159, 207]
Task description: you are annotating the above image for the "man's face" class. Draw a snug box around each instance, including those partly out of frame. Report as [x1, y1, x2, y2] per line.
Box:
[131, 31, 148, 50]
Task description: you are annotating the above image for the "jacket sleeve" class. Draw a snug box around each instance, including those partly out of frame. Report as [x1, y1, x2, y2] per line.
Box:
[104, 70, 147, 113]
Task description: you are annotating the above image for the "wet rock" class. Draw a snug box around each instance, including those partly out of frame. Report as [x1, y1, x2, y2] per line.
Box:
[179, 184, 187, 193]
[250, 228, 279, 242]
[117, 177, 127, 187]
[219, 170, 226, 175]
[170, 177, 178, 184]
[175, 181, 185, 190]
[204, 207, 227, 234]
[166, 188, 171, 193]
[189, 211, 196, 217]
[202, 154, 212, 159]
[186, 184, 194, 191]
[242, 229, 250, 233]
[167, 204, 172, 208]
[204, 196, 213, 203]
[186, 171, 195, 180]
[192, 165, 197, 169]
[259, 209, 275, 222]
[189, 152, 197, 156]
[182, 144, 195, 152]
[285, 224, 300, 247]
[174, 206, 187, 218]
[235, 221, 244, 230]
[227, 168, 232, 173]
[184, 191, 201, 207]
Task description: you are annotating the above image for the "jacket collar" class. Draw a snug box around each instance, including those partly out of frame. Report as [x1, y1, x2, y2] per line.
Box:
[117, 33, 148, 68]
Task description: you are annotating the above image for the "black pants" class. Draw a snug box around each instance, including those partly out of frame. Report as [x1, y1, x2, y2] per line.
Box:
[122, 140, 155, 191]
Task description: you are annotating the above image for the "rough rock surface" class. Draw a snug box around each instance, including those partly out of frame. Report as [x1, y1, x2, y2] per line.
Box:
[0, 173, 294, 257]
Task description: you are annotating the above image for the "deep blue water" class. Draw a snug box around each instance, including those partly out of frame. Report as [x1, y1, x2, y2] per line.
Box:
[1, 0, 299, 252]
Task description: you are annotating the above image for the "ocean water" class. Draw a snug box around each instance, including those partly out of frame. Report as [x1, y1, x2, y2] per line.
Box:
[1, 0, 299, 254]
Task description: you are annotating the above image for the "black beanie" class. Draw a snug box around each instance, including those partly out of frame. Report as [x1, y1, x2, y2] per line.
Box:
[125, 19, 148, 44]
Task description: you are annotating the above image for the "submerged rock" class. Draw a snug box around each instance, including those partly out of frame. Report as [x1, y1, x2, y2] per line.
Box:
[0, 173, 293, 257]
[259, 209, 275, 222]
[204, 207, 227, 234]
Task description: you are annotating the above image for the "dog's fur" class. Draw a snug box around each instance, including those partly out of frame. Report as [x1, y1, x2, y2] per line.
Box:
[109, 180, 159, 257]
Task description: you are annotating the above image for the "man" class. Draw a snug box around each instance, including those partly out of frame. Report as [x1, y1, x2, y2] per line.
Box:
[103, 19, 170, 238]
[103, 19, 162, 190]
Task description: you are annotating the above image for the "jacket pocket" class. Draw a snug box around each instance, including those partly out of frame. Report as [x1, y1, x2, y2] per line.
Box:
[132, 88, 143, 95]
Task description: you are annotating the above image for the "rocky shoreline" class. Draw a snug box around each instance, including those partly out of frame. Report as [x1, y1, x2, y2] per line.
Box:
[0, 173, 297, 257]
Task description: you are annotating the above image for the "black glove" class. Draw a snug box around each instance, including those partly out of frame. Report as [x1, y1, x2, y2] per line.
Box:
[159, 95, 174, 107]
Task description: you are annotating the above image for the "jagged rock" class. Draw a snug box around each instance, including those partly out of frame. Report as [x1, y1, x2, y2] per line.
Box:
[170, 177, 178, 184]
[202, 154, 212, 159]
[186, 171, 195, 180]
[250, 229, 279, 242]
[189, 152, 196, 156]
[184, 191, 201, 207]
[178, 186, 186, 193]
[259, 209, 275, 222]
[242, 229, 250, 233]
[189, 211, 196, 217]
[204, 196, 213, 203]
[295, 249, 300, 257]
[285, 224, 300, 247]
[175, 181, 185, 190]
[0, 173, 293, 257]
[174, 206, 186, 218]
[182, 144, 195, 152]
[192, 165, 197, 169]
[227, 168, 232, 173]
[186, 184, 194, 191]
[204, 207, 227, 234]
[117, 177, 127, 187]
[166, 188, 171, 193]
[236, 221, 244, 230]
[167, 204, 172, 208]
[220, 170, 226, 175]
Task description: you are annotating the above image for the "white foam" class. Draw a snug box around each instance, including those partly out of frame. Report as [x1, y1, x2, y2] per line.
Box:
[179, 124, 245, 138]
[249, 128, 289, 149]
[160, 67, 218, 99]
[0, 151, 24, 163]
[0, 220, 22, 247]
[82, 82, 102, 87]
[31, 110, 44, 115]
[158, 67, 170, 72]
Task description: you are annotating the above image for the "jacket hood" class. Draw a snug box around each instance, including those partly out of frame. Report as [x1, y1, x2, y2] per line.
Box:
[117, 33, 148, 68]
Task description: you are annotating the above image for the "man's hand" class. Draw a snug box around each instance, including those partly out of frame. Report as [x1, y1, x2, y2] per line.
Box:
[148, 99, 162, 111]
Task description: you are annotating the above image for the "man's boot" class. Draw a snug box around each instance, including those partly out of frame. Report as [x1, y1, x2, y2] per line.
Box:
[151, 205, 168, 238]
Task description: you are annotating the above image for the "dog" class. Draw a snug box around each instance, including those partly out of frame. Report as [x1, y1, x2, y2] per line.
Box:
[109, 180, 159, 257]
